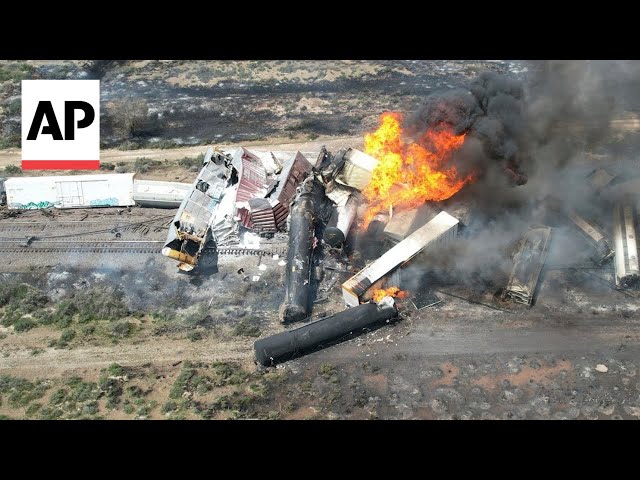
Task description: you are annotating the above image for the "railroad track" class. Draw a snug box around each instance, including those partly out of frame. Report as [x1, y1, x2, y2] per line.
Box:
[0, 223, 167, 233]
[0, 240, 288, 257]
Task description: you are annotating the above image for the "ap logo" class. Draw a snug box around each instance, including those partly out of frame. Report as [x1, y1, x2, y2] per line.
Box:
[22, 80, 100, 170]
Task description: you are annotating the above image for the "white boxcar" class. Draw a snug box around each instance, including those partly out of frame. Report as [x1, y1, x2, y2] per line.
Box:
[5, 173, 135, 209]
[132, 179, 191, 208]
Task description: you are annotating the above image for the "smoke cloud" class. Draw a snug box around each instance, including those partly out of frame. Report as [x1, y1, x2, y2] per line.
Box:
[394, 61, 640, 295]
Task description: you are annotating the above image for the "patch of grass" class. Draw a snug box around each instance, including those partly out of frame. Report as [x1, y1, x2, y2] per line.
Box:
[99, 162, 116, 171]
[55, 328, 76, 348]
[231, 320, 261, 338]
[151, 308, 177, 323]
[117, 140, 142, 151]
[156, 139, 178, 149]
[126, 385, 144, 398]
[187, 331, 203, 342]
[249, 381, 268, 397]
[161, 401, 178, 414]
[183, 302, 210, 326]
[99, 377, 123, 409]
[73, 286, 129, 323]
[107, 363, 126, 377]
[210, 361, 249, 386]
[25, 402, 41, 417]
[0, 63, 36, 82]
[83, 401, 99, 415]
[13, 318, 36, 333]
[0, 282, 48, 309]
[133, 157, 161, 173]
[66, 377, 99, 403]
[98, 363, 128, 408]
[209, 391, 255, 415]
[3, 98, 21, 116]
[1, 283, 49, 329]
[169, 365, 195, 399]
[169, 362, 215, 400]
[284, 119, 316, 132]
[49, 388, 68, 405]
[81, 324, 96, 336]
[0, 375, 49, 408]
[319, 363, 337, 379]
[177, 153, 205, 171]
[2, 163, 22, 174]
[136, 404, 151, 418]
[110, 320, 133, 337]
[38, 406, 63, 420]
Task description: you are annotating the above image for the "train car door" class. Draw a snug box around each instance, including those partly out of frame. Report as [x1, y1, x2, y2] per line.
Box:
[56, 181, 84, 208]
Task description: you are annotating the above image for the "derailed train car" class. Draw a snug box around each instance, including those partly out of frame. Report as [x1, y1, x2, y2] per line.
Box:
[502, 226, 552, 306]
[612, 201, 640, 288]
[567, 209, 614, 265]
[342, 211, 460, 307]
[161, 147, 234, 271]
[132, 180, 191, 208]
[5, 173, 136, 209]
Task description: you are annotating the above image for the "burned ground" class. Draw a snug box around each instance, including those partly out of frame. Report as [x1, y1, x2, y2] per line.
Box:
[0, 60, 526, 150]
[3, 61, 640, 420]
[2, 168, 640, 419]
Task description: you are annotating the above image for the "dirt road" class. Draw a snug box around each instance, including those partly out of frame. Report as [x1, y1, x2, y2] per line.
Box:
[0, 135, 364, 170]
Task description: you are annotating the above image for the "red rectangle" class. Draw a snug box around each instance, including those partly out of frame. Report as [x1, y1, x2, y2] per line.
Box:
[22, 160, 100, 170]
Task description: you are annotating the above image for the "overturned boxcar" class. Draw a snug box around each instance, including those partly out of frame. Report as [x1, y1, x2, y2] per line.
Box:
[567, 209, 614, 265]
[161, 148, 234, 271]
[613, 202, 640, 288]
[502, 226, 552, 306]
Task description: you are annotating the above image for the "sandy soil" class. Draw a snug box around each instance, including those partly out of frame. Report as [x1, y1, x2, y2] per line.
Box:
[0, 135, 363, 171]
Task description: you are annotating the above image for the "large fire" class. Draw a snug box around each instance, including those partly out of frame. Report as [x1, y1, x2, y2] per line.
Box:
[371, 286, 408, 303]
[362, 112, 473, 227]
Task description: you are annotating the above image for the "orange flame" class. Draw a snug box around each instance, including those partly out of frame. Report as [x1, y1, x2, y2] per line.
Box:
[362, 112, 474, 227]
[371, 286, 408, 303]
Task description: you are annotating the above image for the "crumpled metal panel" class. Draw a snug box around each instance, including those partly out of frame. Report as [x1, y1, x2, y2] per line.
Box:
[587, 168, 616, 193]
[211, 215, 239, 246]
[502, 226, 552, 305]
[233, 147, 269, 204]
[325, 183, 352, 207]
[613, 202, 640, 288]
[272, 152, 313, 206]
[335, 148, 378, 191]
[384, 208, 419, 242]
[265, 152, 313, 231]
[567, 209, 614, 265]
[248, 197, 277, 232]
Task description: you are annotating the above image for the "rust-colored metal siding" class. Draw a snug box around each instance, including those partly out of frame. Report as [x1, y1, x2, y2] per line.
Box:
[268, 152, 313, 230]
[234, 148, 268, 204]
[249, 198, 277, 232]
